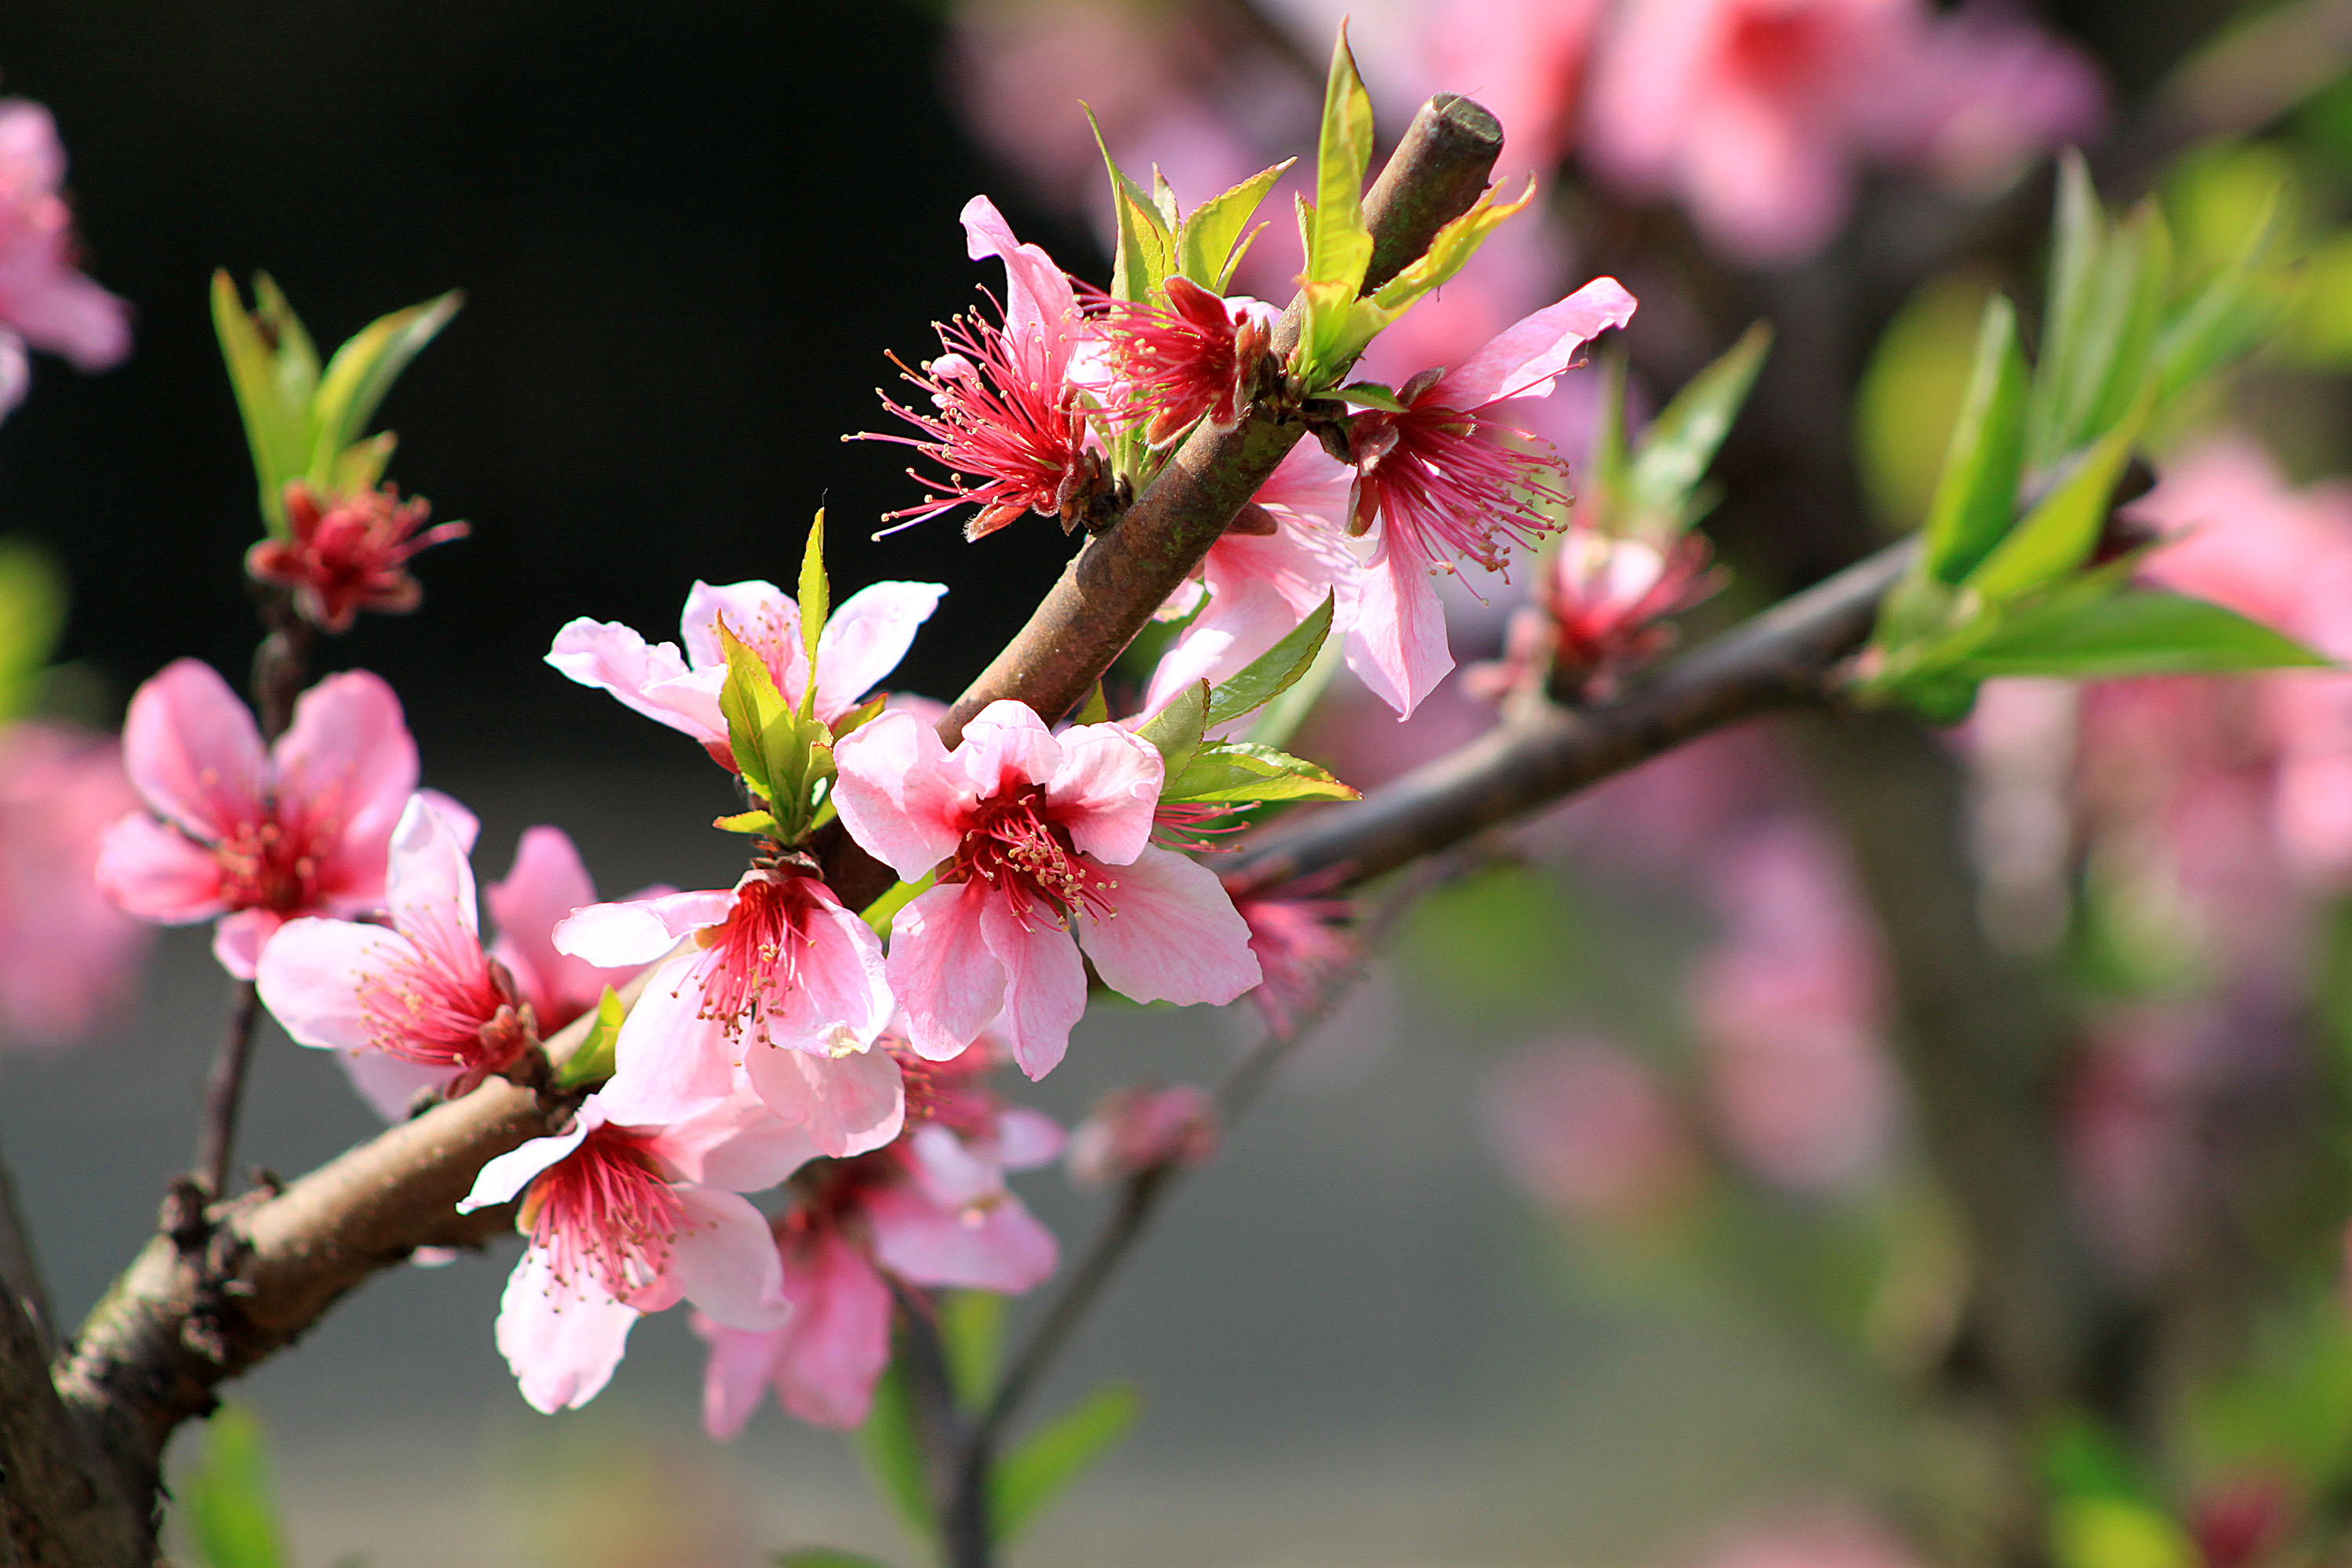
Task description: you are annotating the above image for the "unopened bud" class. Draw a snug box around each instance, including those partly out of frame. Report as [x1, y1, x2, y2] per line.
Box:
[1065, 1084, 1220, 1185]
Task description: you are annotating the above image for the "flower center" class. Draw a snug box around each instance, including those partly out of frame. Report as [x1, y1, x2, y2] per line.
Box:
[887, 1039, 997, 1136]
[692, 873, 811, 1038]
[358, 913, 531, 1083]
[519, 1123, 685, 1301]
[946, 786, 1116, 927]
[212, 810, 324, 914]
[1355, 402, 1569, 575]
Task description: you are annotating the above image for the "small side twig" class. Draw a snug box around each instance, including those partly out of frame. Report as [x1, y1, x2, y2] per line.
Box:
[191, 980, 262, 1206]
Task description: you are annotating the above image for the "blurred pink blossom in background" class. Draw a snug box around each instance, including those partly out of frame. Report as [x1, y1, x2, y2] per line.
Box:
[0, 97, 131, 418]
[0, 721, 148, 1048]
[1485, 1036, 1700, 1225]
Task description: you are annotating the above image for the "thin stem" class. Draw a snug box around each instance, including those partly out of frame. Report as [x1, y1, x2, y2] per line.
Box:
[191, 981, 262, 1203]
[938, 865, 1453, 1567]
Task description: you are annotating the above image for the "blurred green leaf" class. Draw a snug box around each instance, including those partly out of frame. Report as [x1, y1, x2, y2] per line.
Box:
[307, 291, 460, 483]
[553, 987, 626, 1090]
[186, 1406, 292, 1568]
[212, 271, 317, 536]
[856, 1361, 935, 1544]
[2027, 151, 2107, 470]
[1965, 400, 2147, 605]
[1204, 595, 1334, 728]
[1958, 590, 2329, 678]
[989, 1381, 1142, 1546]
[0, 539, 66, 724]
[1921, 296, 2031, 583]
[1176, 159, 1291, 292]
[1628, 321, 1772, 528]
[2050, 1498, 2198, 1568]
[775, 1553, 893, 1568]
[714, 808, 782, 837]
[938, 1290, 1007, 1414]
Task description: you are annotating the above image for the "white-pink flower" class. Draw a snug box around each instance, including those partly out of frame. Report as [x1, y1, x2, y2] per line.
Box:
[95, 659, 423, 978]
[554, 868, 900, 1142]
[460, 1087, 806, 1414]
[548, 576, 944, 768]
[257, 796, 538, 1112]
[696, 1037, 1061, 1435]
[0, 99, 131, 420]
[832, 700, 1261, 1078]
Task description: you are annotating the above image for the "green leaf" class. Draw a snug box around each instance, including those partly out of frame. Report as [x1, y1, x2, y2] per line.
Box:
[1163, 741, 1359, 804]
[212, 271, 318, 535]
[1292, 25, 1377, 382]
[798, 510, 829, 713]
[989, 1381, 1143, 1546]
[862, 872, 934, 938]
[1204, 595, 1334, 728]
[2050, 1498, 2197, 1568]
[1246, 630, 1343, 750]
[1136, 681, 1209, 775]
[1073, 683, 1109, 728]
[1626, 321, 1771, 525]
[2056, 201, 2169, 456]
[1959, 590, 2331, 678]
[1175, 159, 1292, 291]
[855, 1361, 935, 1544]
[553, 987, 626, 1090]
[1367, 177, 1537, 315]
[713, 808, 782, 836]
[938, 1290, 1007, 1413]
[2028, 151, 2107, 470]
[2155, 181, 2285, 401]
[1922, 295, 2031, 584]
[185, 1406, 292, 1568]
[1085, 106, 1171, 305]
[1329, 381, 1406, 412]
[774, 1552, 894, 1568]
[307, 290, 462, 481]
[1965, 398, 2147, 605]
[716, 621, 833, 836]
[0, 539, 65, 724]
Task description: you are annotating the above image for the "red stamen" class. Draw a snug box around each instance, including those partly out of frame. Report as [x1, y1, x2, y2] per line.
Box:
[520, 1123, 686, 1300]
[946, 786, 1117, 927]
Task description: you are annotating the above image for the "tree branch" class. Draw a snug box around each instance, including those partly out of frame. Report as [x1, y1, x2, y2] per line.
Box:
[0, 1133, 53, 1359]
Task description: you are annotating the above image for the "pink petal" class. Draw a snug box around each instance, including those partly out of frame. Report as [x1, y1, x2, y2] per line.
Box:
[413, 789, 480, 854]
[954, 700, 1062, 800]
[755, 885, 895, 1057]
[593, 953, 742, 1123]
[978, 896, 1088, 1080]
[462, 1113, 597, 1211]
[884, 881, 1007, 1061]
[678, 579, 804, 685]
[386, 794, 479, 938]
[1045, 722, 1162, 865]
[656, 1085, 826, 1190]
[495, 1244, 640, 1413]
[552, 888, 733, 967]
[1340, 546, 1454, 718]
[901, 1122, 1004, 1210]
[694, 1316, 789, 1441]
[545, 619, 706, 738]
[487, 825, 602, 1020]
[960, 194, 1081, 382]
[743, 1043, 906, 1158]
[811, 581, 947, 722]
[994, 1108, 1066, 1171]
[254, 916, 410, 1052]
[212, 909, 285, 980]
[769, 1230, 894, 1428]
[94, 811, 225, 921]
[119, 659, 265, 840]
[831, 710, 971, 880]
[272, 670, 418, 892]
[634, 666, 729, 746]
[666, 1186, 791, 1330]
[5, 267, 131, 370]
[1432, 278, 1639, 412]
[1076, 845, 1261, 1007]
[866, 1182, 1059, 1292]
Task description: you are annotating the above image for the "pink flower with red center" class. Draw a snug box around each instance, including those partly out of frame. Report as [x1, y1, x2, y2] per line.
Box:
[554, 867, 900, 1144]
[833, 700, 1261, 1078]
[257, 795, 538, 1105]
[550, 575, 944, 771]
[1340, 278, 1638, 716]
[0, 722, 151, 1048]
[0, 99, 131, 420]
[855, 196, 1111, 539]
[695, 1033, 1062, 1434]
[1473, 528, 1724, 702]
[1232, 889, 1357, 1036]
[1098, 276, 1278, 446]
[460, 1086, 810, 1413]
[95, 659, 423, 978]
[245, 481, 468, 635]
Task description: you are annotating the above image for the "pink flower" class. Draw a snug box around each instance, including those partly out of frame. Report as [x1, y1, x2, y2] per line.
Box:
[1065, 1083, 1219, 1185]
[1341, 279, 1638, 716]
[554, 867, 900, 1139]
[1232, 889, 1357, 1036]
[0, 99, 131, 419]
[460, 1087, 808, 1414]
[0, 723, 150, 1047]
[696, 1038, 1062, 1434]
[96, 659, 420, 978]
[1098, 277, 1277, 445]
[245, 481, 467, 635]
[1484, 1038, 1700, 1226]
[1689, 824, 1897, 1192]
[488, 825, 644, 1036]
[1425, 0, 1609, 171]
[833, 700, 1261, 1078]
[1699, 1508, 1924, 1568]
[1471, 528, 1722, 701]
[257, 796, 535, 1106]
[857, 196, 1110, 539]
[1585, 0, 2101, 266]
[549, 576, 944, 769]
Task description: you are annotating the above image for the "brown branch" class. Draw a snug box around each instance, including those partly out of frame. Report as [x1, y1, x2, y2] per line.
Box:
[1230, 539, 1915, 897]
[0, 1133, 53, 1358]
[191, 980, 261, 1204]
[2, 1277, 146, 1568]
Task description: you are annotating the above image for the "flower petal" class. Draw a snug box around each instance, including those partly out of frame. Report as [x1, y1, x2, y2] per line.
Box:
[387, 794, 479, 938]
[495, 1245, 640, 1413]
[338, 1050, 452, 1122]
[769, 1229, 893, 1429]
[743, 1042, 905, 1159]
[831, 710, 970, 880]
[1076, 846, 1261, 1008]
[693, 1314, 788, 1441]
[119, 659, 265, 840]
[994, 1108, 1066, 1171]
[884, 882, 1006, 1061]
[462, 1115, 596, 1211]
[94, 812, 225, 922]
[759, 882, 895, 1056]
[666, 1186, 791, 1330]
[866, 1182, 1059, 1293]
[961, 194, 1081, 383]
[979, 897, 1088, 1080]
[1045, 722, 1162, 866]
[546, 619, 706, 737]
[487, 825, 603, 1022]
[678, 579, 802, 684]
[553, 889, 733, 967]
[593, 953, 742, 1123]
[1340, 546, 1454, 718]
[255, 916, 412, 1051]
[954, 701, 1061, 799]
[212, 909, 285, 981]
[811, 581, 947, 722]
[1431, 278, 1639, 410]
[656, 1086, 826, 1191]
